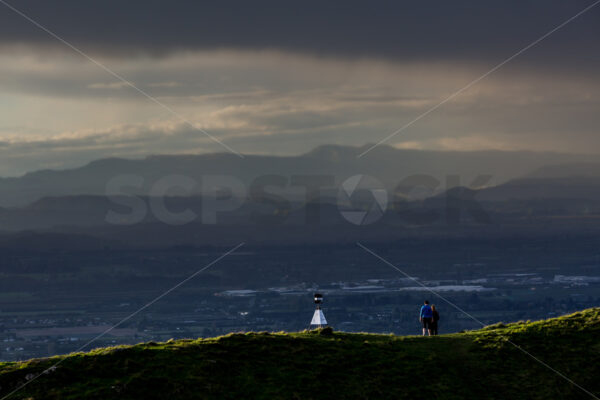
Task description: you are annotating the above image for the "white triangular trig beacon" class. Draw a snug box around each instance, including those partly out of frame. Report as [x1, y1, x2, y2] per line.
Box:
[310, 309, 328, 327]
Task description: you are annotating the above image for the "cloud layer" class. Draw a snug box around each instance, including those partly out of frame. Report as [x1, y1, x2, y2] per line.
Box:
[0, 1, 599, 175]
[1, 0, 599, 68]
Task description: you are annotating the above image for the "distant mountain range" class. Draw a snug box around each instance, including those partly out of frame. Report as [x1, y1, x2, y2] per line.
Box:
[1, 145, 600, 245]
[0, 144, 596, 207]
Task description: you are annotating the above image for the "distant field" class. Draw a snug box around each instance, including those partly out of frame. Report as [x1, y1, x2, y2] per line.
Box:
[15, 326, 137, 338]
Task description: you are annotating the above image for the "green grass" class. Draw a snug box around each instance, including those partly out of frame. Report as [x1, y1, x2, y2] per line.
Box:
[0, 308, 599, 400]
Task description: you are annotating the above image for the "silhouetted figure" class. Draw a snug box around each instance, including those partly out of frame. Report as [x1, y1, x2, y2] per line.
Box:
[419, 300, 433, 336]
[430, 305, 440, 335]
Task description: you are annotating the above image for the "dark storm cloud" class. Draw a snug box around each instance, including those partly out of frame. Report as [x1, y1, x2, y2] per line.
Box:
[0, 0, 599, 68]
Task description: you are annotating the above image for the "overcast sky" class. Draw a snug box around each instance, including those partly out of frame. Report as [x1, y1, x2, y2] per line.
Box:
[0, 0, 599, 175]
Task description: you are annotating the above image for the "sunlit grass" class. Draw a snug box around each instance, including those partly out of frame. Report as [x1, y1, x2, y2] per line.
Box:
[0, 309, 598, 399]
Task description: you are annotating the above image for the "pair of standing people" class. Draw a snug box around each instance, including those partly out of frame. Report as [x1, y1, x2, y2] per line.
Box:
[419, 300, 440, 336]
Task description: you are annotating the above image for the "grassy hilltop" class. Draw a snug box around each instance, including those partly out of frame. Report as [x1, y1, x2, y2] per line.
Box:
[0, 309, 599, 400]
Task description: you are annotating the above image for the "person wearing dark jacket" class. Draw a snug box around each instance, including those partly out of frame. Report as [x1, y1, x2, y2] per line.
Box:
[419, 300, 433, 336]
[430, 305, 440, 335]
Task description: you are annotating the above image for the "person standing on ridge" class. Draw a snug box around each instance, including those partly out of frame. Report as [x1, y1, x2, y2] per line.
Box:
[420, 300, 433, 336]
[430, 304, 440, 335]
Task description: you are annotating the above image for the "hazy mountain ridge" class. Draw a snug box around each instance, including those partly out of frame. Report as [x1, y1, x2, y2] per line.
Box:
[527, 163, 600, 179]
[474, 176, 600, 201]
[3, 172, 600, 236]
[0, 145, 598, 243]
[0, 145, 594, 207]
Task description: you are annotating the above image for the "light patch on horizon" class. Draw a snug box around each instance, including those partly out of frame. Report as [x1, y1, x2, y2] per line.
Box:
[147, 81, 182, 88]
[87, 81, 131, 90]
[394, 136, 529, 152]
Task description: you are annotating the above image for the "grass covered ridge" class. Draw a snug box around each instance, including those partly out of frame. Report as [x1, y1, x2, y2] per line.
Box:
[0, 308, 598, 399]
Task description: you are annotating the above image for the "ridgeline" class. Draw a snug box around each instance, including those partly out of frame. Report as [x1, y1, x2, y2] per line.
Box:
[0, 309, 599, 400]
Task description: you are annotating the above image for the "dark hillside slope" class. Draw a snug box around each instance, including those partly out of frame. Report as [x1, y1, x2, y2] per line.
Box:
[0, 309, 598, 400]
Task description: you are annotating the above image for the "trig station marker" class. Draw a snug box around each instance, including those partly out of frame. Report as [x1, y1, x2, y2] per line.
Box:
[310, 293, 328, 328]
